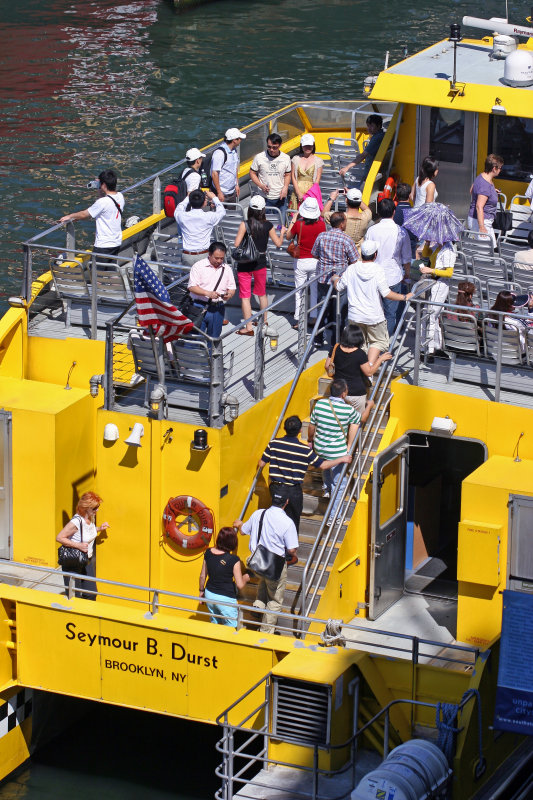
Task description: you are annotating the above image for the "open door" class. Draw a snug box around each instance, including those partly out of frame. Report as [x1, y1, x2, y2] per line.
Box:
[369, 436, 409, 620]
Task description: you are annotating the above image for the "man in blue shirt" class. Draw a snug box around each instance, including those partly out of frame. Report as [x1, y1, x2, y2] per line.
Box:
[339, 115, 385, 184]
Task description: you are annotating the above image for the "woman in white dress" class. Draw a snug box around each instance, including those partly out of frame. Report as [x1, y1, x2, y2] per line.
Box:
[411, 156, 439, 208]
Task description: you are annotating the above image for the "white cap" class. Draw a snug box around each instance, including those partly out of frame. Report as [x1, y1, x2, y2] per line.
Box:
[346, 187, 362, 202]
[299, 197, 321, 219]
[225, 127, 246, 140]
[186, 147, 206, 161]
[361, 240, 378, 257]
[249, 195, 266, 210]
[301, 133, 315, 146]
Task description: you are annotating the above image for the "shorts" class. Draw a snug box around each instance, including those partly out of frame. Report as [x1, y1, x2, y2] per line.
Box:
[345, 394, 367, 415]
[238, 268, 267, 299]
[352, 319, 389, 353]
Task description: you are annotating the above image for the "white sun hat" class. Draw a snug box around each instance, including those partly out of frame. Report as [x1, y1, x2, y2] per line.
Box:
[185, 147, 206, 160]
[299, 197, 321, 219]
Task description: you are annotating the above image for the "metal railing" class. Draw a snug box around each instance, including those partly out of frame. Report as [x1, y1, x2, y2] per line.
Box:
[0, 560, 479, 667]
[214, 670, 479, 800]
[18, 99, 397, 302]
[104, 271, 338, 427]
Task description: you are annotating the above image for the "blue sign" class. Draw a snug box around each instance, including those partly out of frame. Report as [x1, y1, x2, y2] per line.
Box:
[494, 590, 533, 734]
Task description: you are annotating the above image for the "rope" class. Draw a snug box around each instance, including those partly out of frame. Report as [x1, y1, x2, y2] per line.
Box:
[320, 619, 346, 648]
[436, 688, 484, 773]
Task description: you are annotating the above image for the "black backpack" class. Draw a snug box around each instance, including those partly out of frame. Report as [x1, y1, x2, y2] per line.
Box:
[202, 146, 228, 190]
[162, 167, 196, 217]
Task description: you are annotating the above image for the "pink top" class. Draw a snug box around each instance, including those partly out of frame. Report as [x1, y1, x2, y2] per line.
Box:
[188, 258, 236, 302]
[301, 182, 324, 210]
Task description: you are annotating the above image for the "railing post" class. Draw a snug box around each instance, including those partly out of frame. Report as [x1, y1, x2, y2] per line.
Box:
[104, 321, 114, 411]
[210, 337, 225, 426]
[65, 221, 76, 258]
[153, 176, 161, 217]
[352, 678, 360, 788]
[151, 590, 159, 616]
[297, 284, 308, 361]
[413, 301, 421, 385]
[312, 744, 319, 800]
[67, 575, 75, 599]
[254, 322, 265, 401]
[227, 728, 234, 800]
[383, 710, 390, 759]
[494, 315, 504, 403]
[90, 253, 98, 340]
[22, 244, 33, 301]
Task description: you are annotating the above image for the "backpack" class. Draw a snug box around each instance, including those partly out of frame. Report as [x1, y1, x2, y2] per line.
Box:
[202, 146, 228, 190]
[162, 167, 195, 217]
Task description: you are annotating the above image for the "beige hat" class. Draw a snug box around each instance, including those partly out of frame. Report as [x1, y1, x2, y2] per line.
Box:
[299, 197, 321, 219]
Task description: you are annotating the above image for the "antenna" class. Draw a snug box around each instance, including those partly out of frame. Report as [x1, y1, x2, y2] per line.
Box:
[505, 0, 509, 22]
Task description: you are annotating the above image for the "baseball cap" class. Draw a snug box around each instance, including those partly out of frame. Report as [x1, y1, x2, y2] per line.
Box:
[301, 133, 315, 146]
[225, 127, 247, 140]
[270, 485, 290, 506]
[299, 197, 321, 219]
[185, 147, 206, 161]
[249, 195, 266, 210]
[346, 188, 362, 202]
[361, 240, 378, 257]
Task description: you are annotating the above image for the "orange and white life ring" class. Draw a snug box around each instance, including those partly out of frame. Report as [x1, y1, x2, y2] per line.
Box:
[377, 176, 398, 204]
[163, 495, 214, 550]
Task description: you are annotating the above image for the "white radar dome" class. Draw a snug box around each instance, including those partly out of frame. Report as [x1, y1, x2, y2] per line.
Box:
[502, 49, 533, 87]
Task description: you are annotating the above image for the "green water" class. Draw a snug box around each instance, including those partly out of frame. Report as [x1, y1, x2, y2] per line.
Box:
[0, 0, 523, 793]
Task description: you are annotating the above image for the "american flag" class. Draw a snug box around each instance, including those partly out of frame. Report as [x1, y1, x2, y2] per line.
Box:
[133, 255, 193, 343]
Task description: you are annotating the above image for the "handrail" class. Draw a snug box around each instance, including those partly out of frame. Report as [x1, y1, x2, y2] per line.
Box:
[238, 280, 336, 519]
[214, 667, 479, 800]
[300, 281, 431, 621]
[0, 560, 479, 665]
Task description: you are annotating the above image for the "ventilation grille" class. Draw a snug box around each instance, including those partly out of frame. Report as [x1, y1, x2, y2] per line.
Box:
[272, 677, 331, 746]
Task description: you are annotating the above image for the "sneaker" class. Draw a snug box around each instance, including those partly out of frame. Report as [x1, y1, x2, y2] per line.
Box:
[433, 349, 450, 359]
[323, 490, 330, 499]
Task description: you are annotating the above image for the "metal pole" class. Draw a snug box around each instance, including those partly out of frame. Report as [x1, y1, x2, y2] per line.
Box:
[413, 301, 421, 385]
[383, 710, 390, 759]
[22, 244, 33, 301]
[227, 729, 234, 800]
[91, 253, 98, 340]
[312, 744, 319, 800]
[104, 321, 114, 411]
[494, 315, 504, 403]
[65, 221, 76, 258]
[153, 176, 161, 216]
[253, 321, 265, 401]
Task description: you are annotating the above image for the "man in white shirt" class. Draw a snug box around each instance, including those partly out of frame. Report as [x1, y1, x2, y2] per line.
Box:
[234, 485, 298, 634]
[174, 189, 226, 267]
[334, 240, 412, 365]
[188, 242, 236, 338]
[364, 198, 412, 335]
[60, 169, 124, 258]
[250, 133, 291, 219]
[182, 147, 206, 194]
[210, 127, 246, 203]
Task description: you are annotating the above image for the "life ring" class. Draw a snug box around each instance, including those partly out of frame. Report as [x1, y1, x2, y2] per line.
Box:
[377, 175, 397, 204]
[163, 495, 214, 550]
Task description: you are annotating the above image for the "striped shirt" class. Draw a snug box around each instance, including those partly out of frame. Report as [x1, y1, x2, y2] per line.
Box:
[261, 436, 324, 485]
[310, 398, 360, 458]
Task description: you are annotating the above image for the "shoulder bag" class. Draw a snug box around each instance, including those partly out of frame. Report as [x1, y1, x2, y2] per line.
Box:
[493, 196, 513, 234]
[327, 399, 348, 442]
[172, 269, 225, 327]
[287, 221, 301, 259]
[326, 343, 339, 377]
[58, 515, 89, 570]
[231, 223, 260, 265]
[246, 510, 286, 582]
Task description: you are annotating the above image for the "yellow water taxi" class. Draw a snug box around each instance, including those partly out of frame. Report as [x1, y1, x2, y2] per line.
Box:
[0, 10, 532, 799]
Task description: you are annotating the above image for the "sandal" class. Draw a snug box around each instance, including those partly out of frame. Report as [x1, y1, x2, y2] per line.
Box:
[236, 329, 254, 336]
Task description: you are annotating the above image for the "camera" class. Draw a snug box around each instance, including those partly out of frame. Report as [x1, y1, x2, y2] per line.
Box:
[87, 180, 101, 190]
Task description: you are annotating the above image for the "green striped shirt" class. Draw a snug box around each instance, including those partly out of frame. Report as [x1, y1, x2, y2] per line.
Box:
[310, 398, 360, 458]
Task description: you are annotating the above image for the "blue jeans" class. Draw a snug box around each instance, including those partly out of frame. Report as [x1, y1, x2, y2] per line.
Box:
[196, 302, 225, 338]
[204, 588, 238, 627]
[265, 196, 288, 223]
[323, 462, 348, 524]
[383, 281, 401, 336]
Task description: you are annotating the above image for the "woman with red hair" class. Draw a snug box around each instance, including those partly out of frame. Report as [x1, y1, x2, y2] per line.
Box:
[56, 491, 109, 599]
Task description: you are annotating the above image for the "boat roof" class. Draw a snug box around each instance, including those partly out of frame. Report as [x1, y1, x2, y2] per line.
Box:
[371, 38, 533, 116]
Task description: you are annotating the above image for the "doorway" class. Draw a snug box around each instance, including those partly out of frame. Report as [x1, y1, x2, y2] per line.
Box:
[369, 432, 486, 627]
[417, 107, 477, 218]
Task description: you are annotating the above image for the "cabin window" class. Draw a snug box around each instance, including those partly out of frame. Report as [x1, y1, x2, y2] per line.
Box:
[428, 108, 465, 163]
[488, 115, 533, 182]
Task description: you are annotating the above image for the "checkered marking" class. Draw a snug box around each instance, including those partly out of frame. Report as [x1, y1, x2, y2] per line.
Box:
[0, 689, 32, 738]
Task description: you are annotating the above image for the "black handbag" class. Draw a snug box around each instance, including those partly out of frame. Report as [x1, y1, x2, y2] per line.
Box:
[58, 515, 88, 570]
[246, 510, 286, 582]
[171, 270, 225, 327]
[231, 223, 259, 265]
[493, 197, 513, 233]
